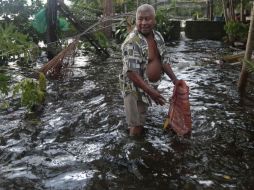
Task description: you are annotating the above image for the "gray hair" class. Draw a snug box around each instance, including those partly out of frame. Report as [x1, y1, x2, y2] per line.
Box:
[136, 4, 155, 19]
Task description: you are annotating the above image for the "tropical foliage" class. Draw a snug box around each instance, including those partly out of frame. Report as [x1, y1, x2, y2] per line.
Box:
[244, 59, 254, 73]
[0, 72, 46, 111]
[114, 18, 131, 42]
[0, 23, 39, 63]
[13, 73, 46, 111]
[0, 73, 10, 96]
[0, 0, 253, 112]
[0, 0, 44, 42]
[0, 73, 10, 109]
[94, 31, 109, 48]
[156, 8, 174, 41]
[224, 21, 249, 43]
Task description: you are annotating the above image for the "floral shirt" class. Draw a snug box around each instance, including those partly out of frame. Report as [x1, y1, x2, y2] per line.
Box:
[120, 27, 170, 105]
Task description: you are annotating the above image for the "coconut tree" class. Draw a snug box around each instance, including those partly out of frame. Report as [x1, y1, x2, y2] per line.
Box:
[238, 1, 254, 96]
[102, 0, 113, 38]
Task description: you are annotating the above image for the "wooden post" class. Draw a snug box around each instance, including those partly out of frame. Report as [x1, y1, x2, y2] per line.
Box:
[207, 0, 210, 20]
[210, 0, 213, 21]
[46, 0, 58, 60]
[221, 0, 228, 23]
[207, 0, 214, 21]
[238, 2, 254, 96]
[240, 0, 243, 21]
[229, 0, 235, 21]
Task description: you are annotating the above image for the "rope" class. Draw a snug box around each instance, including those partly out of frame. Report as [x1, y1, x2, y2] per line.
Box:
[40, 13, 135, 46]
[2, 12, 136, 77]
[37, 13, 135, 76]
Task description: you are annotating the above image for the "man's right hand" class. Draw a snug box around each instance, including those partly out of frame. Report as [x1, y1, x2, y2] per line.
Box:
[127, 71, 166, 105]
[147, 87, 166, 105]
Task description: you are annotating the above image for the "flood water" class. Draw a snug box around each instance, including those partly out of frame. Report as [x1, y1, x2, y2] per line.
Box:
[0, 35, 254, 190]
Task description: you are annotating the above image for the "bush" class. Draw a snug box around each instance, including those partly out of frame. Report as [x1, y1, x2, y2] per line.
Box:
[155, 9, 174, 41]
[0, 23, 39, 63]
[13, 73, 46, 111]
[224, 21, 249, 43]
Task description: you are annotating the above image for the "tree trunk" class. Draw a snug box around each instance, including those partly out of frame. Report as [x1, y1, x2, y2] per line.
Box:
[207, 0, 210, 19]
[124, 3, 127, 13]
[240, 0, 244, 22]
[221, 0, 229, 23]
[46, 0, 58, 60]
[238, 2, 254, 96]
[210, 0, 214, 21]
[207, 0, 213, 21]
[154, 0, 157, 10]
[103, 0, 113, 38]
[229, 0, 235, 21]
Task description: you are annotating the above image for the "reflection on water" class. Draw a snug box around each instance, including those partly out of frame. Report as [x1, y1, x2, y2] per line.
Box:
[0, 38, 254, 190]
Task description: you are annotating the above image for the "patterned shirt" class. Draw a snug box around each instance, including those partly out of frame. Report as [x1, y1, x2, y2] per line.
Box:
[120, 27, 170, 105]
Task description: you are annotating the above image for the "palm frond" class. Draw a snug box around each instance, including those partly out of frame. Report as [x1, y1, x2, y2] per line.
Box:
[244, 59, 254, 73]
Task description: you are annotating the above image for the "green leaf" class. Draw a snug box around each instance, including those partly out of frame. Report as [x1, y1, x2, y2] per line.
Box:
[0, 23, 39, 63]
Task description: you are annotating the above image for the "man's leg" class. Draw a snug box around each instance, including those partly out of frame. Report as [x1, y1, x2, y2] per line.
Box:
[124, 93, 148, 136]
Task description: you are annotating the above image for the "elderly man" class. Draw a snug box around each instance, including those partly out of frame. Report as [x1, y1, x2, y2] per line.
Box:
[120, 4, 178, 136]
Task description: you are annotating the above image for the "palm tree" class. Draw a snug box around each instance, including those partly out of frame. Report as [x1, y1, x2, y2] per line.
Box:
[238, 1, 254, 96]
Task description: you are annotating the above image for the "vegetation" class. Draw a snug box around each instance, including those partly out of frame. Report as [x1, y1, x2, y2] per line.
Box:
[0, 0, 254, 112]
[224, 21, 249, 43]
[0, 72, 46, 111]
[0, 0, 44, 42]
[0, 73, 10, 98]
[0, 0, 43, 62]
[13, 73, 46, 111]
[244, 59, 254, 73]
[114, 18, 132, 42]
[0, 72, 12, 109]
[0, 23, 39, 63]
[94, 31, 109, 48]
[156, 8, 174, 41]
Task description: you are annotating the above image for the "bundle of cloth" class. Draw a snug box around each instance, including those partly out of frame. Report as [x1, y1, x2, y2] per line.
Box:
[164, 80, 192, 136]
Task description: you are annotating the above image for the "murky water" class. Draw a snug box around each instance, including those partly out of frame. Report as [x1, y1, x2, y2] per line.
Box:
[1, 35, 254, 190]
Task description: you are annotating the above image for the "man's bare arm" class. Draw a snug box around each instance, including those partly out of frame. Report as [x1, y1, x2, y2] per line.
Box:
[127, 71, 166, 105]
[162, 64, 178, 84]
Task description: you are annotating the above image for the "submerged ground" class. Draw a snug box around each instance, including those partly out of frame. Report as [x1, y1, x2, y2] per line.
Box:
[0, 36, 254, 190]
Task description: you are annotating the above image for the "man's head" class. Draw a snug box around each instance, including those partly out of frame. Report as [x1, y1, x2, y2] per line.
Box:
[136, 4, 156, 36]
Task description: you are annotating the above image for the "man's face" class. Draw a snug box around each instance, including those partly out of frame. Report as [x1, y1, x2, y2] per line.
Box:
[136, 10, 155, 35]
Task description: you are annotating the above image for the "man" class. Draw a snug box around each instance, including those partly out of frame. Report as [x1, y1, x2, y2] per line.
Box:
[120, 4, 178, 136]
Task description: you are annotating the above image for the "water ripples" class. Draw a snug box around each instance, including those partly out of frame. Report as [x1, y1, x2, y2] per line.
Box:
[0, 39, 254, 189]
